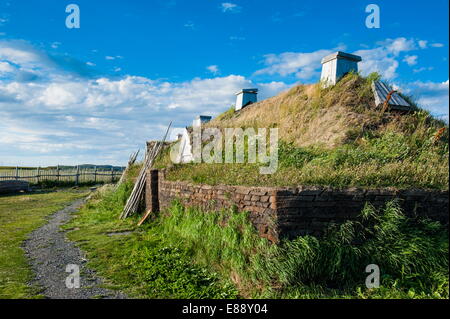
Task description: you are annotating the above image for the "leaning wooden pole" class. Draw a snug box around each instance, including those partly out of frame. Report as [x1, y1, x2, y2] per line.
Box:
[120, 122, 172, 219]
[116, 149, 140, 188]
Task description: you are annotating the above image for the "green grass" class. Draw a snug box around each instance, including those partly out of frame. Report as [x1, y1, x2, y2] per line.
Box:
[64, 182, 237, 298]
[65, 183, 449, 299]
[0, 189, 88, 299]
[155, 73, 448, 190]
[160, 116, 448, 189]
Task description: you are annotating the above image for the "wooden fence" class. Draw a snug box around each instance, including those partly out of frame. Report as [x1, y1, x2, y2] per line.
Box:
[0, 166, 124, 185]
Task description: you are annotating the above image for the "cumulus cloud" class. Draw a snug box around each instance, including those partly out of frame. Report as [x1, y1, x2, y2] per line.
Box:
[378, 37, 417, 55]
[254, 37, 429, 81]
[0, 73, 283, 165]
[418, 40, 428, 49]
[403, 55, 418, 66]
[206, 65, 219, 75]
[0, 61, 15, 74]
[353, 47, 399, 79]
[1, 37, 446, 165]
[403, 80, 449, 121]
[355, 37, 429, 79]
[257, 81, 291, 98]
[0, 40, 289, 166]
[255, 37, 438, 82]
[254, 47, 344, 80]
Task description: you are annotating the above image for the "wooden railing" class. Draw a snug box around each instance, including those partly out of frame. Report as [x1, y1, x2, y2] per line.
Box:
[0, 166, 124, 185]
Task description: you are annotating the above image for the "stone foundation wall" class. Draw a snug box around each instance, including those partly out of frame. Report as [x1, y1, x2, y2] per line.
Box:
[147, 169, 449, 242]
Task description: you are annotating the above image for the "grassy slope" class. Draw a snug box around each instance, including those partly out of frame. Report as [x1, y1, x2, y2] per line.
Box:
[65, 182, 448, 299]
[0, 189, 88, 299]
[158, 73, 448, 190]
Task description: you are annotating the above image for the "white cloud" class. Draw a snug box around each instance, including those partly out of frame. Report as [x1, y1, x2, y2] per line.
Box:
[37, 82, 86, 107]
[355, 37, 428, 79]
[206, 65, 219, 75]
[399, 80, 449, 120]
[221, 2, 241, 13]
[254, 37, 429, 81]
[105, 55, 123, 60]
[254, 47, 344, 80]
[413, 66, 434, 73]
[184, 21, 195, 29]
[1, 37, 446, 165]
[257, 81, 291, 98]
[0, 40, 290, 165]
[403, 55, 418, 66]
[418, 40, 428, 49]
[51, 42, 61, 49]
[379, 37, 416, 56]
[0, 40, 47, 66]
[431, 43, 444, 48]
[86, 61, 96, 66]
[355, 47, 399, 79]
[0, 61, 15, 74]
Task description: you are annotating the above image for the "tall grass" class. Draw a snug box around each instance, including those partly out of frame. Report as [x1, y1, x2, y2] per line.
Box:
[150, 203, 277, 297]
[156, 73, 448, 190]
[268, 201, 448, 298]
[66, 181, 237, 299]
[164, 132, 448, 189]
[151, 200, 448, 298]
[67, 175, 448, 299]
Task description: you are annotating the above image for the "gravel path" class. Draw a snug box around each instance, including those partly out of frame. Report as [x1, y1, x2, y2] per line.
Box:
[24, 198, 126, 299]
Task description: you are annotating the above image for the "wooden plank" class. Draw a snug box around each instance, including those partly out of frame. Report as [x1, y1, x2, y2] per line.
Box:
[137, 210, 152, 226]
[372, 81, 414, 111]
[120, 122, 172, 219]
[0, 166, 125, 184]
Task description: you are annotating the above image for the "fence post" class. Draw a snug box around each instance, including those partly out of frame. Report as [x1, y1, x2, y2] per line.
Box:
[75, 165, 79, 185]
[111, 167, 114, 183]
[94, 166, 97, 183]
[37, 167, 40, 184]
[57, 165, 60, 183]
[15, 166, 19, 180]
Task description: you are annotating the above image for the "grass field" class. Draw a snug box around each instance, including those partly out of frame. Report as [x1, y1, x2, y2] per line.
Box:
[1, 178, 447, 299]
[0, 189, 89, 299]
[65, 180, 449, 299]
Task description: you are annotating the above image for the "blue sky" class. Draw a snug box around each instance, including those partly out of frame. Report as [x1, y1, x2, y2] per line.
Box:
[0, 0, 448, 166]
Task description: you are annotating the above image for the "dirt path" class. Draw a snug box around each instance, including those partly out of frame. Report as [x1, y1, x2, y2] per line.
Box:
[24, 198, 126, 299]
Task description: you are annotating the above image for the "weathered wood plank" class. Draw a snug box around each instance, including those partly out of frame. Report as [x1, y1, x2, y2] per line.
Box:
[372, 81, 414, 111]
